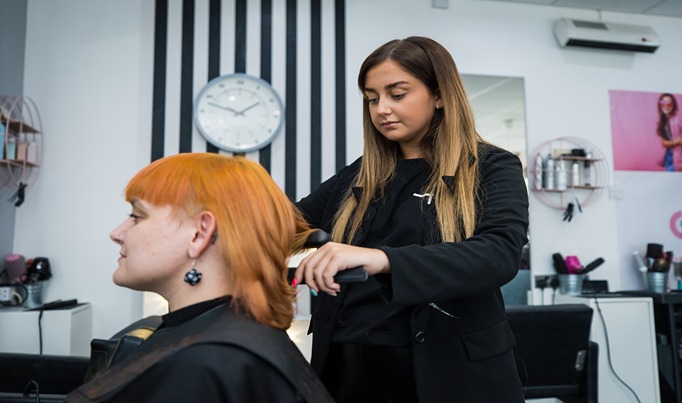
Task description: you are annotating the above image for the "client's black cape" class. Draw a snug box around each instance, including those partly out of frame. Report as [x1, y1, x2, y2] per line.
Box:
[65, 304, 332, 402]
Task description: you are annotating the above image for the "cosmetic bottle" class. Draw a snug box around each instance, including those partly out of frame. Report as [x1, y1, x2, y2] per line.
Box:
[544, 154, 555, 190]
[0, 123, 5, 160]
[583, 149, 592, 186]
[534, 154, 543, 190]
[26, 133, 37, 164]
[571, 161, 580, 187]
[555, 160, 568, 190]
[6, 136, 16, 160]
[15, 133, 27, 161]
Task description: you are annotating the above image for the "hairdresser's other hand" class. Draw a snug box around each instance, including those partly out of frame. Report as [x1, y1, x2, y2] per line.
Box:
[295, 243, 389, 296]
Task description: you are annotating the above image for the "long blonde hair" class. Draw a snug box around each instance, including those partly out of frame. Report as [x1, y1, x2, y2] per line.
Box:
[332, 37, 482, 244]
[124, 153, 313, 329]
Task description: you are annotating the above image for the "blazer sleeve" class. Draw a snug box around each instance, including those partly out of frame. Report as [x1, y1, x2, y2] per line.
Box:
[296, 157, 362, 231]
[379, 146, 529, 305]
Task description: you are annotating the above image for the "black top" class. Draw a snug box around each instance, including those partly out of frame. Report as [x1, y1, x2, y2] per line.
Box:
[333, 158, 430, 346]
[159, 296, 228, 328]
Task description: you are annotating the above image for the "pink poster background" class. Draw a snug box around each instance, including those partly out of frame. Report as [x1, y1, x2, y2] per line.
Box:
[610, 89, 682, 171]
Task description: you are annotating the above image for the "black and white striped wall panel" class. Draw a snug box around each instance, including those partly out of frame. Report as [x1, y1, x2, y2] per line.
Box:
[151, 0, 346, 200]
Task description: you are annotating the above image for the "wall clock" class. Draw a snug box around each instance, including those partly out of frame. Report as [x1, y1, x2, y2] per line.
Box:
[194, 73, 284, 153]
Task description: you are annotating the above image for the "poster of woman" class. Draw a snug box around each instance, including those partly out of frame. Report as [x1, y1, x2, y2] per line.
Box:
[610, 90, 682, 172]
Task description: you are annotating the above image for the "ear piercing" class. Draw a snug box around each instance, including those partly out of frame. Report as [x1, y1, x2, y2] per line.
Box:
[184, 260, 202, 286]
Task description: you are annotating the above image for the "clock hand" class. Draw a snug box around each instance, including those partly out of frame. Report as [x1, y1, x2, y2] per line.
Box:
[207, 101, 241, 115]
[236, 102, 260, 115]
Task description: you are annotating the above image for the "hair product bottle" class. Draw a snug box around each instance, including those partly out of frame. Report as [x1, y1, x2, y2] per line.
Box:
[534, 154, 543, 190]
[583, 149, 592, 186]
[544, 154, 555, 190]
[556, 160, 568, 190]
[26, 133, 37, 164]
[6, 136, 16, 160]
[571, 161, 580, 187]
[0, 123, 5, 159]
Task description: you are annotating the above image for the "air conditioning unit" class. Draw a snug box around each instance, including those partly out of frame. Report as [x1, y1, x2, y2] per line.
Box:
[554, 17, 660, 53]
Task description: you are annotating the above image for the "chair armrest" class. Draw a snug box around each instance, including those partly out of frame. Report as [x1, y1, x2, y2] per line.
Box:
[0, 353, 88, 394]
[586, 341, 599, 403]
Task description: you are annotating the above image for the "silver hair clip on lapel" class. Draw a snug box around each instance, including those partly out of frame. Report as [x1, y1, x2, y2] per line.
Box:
[413, 193, 433, 204]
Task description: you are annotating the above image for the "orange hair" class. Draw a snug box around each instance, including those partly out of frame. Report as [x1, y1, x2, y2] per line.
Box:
[124, 153, 313, 329]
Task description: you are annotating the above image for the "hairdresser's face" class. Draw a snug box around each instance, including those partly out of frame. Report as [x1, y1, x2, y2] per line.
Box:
[110, 199, 195, 293]
[364, 60, 439, 159]
[660, 96, 674, 116]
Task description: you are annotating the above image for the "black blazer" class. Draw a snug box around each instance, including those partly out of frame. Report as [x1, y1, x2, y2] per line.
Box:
[297, 144, 529, 403]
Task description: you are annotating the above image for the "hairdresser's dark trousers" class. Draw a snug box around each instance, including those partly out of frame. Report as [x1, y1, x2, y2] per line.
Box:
[321, 342, 418, 403]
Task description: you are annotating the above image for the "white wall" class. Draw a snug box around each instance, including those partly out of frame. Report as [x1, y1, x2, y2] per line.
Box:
[15, 0, 682, 338]
[0, 1, 27, 267]
[18, 0, 154, 337]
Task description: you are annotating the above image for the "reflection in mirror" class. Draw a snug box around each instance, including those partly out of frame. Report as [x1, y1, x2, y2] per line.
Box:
[461, 75, 530, 303]
[460, 75, 527, 176]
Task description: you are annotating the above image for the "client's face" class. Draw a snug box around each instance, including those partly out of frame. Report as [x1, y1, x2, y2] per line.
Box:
[110, 199, 195, 293]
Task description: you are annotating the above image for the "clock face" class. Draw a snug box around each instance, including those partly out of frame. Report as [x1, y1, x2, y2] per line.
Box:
[194, 74, 284, 153]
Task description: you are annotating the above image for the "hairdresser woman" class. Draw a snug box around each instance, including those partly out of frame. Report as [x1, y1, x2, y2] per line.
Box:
[65, 154, 332, 402]
[294, 36, 529, 403]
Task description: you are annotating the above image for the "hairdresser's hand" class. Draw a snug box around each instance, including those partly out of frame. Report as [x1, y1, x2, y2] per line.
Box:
[295, 242, 390, 296]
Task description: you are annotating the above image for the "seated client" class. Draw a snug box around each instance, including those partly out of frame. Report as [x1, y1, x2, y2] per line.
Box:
[65, 153, 332, 402]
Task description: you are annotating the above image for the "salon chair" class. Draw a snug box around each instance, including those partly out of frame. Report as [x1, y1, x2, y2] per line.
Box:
[506, 303, 598, 403]
[0, 353, 89, 402]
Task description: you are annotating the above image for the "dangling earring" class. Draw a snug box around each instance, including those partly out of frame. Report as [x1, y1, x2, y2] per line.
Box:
[184, 260, 202, 286]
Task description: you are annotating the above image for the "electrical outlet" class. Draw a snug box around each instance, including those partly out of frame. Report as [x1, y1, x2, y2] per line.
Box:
[0, 286, 13, 302]
[534, 275, 558, 288]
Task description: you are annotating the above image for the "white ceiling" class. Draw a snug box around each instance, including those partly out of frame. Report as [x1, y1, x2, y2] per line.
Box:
[473, 0, 682, 18]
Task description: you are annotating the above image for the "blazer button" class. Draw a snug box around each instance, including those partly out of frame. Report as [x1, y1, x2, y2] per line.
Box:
[414, 330, 426, 344]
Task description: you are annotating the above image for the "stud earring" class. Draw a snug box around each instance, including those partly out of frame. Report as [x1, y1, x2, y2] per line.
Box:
[184, 260, 202, 286]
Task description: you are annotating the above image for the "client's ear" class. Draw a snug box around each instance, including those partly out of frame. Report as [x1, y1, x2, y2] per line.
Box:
[189, 211, 217, 256]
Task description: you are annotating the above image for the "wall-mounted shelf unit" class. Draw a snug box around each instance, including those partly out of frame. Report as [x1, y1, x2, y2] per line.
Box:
[0, 96, 43, 195]
[529, 137, 609, 210]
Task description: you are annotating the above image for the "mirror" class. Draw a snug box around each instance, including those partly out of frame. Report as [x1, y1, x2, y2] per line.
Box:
[460, 75, 527, 174]
[461, 75, 530, 302]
